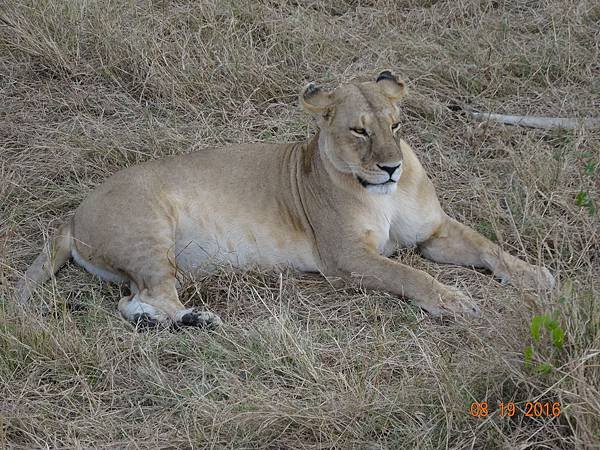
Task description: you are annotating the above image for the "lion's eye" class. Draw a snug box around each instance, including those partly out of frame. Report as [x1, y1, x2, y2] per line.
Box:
[350, 127, 368, 136]
[391, 122, 401, 133]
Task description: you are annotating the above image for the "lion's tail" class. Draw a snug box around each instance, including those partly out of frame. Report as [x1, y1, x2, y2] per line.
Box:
[16, 221, 73, 307]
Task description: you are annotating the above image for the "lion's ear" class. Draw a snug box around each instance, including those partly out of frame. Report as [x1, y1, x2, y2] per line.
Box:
[299, 83, 334, 119]
[375, 70, 406, 101]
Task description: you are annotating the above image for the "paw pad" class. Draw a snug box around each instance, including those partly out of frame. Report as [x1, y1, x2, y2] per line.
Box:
[178, 309, 222, 330]
[132, 312, 160, 329]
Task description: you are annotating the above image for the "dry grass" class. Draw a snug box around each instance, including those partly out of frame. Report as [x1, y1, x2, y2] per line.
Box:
[1, 0, 599, 448]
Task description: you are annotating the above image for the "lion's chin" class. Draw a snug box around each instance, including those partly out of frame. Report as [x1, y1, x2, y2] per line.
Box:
[356, 174, 399, 195]
[365, 182, 397, 195]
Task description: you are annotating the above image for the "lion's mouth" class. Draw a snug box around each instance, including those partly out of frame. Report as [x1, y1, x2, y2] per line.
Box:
[356, 176, 396, 188]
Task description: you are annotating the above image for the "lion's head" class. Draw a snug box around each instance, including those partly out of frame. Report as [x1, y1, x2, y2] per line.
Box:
[300, 70, 407, 195]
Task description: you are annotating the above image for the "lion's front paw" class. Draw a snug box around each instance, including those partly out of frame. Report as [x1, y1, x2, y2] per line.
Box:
[414, 286, 481, 318]
[500, 263, 555, 291]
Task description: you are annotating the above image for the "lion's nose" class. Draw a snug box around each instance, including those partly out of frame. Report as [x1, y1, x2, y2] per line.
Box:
[377, 162, 402, 177]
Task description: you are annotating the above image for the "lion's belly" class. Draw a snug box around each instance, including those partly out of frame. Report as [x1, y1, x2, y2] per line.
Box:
[174, 214, 318, 273]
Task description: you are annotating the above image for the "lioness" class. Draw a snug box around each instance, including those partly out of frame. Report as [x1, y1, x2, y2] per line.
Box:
[17, 71, 554, 327]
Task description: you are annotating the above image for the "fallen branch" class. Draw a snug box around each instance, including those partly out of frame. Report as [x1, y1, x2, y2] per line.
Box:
[468, 112, 600, 130]
[404, 95, 600, 130]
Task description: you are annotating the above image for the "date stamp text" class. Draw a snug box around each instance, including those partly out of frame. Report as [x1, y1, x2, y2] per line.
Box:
[469, 401, 561, 417]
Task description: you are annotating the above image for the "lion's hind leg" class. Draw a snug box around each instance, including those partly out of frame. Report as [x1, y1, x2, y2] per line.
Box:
[118, 289, 166, 328]
[118, 276, 222, 330]
[118, 279, 222, 329]
[116, 252, 222, 330]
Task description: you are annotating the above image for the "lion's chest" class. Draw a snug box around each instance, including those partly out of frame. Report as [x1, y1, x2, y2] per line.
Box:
[394, 191, 443, 246]
[370, 188, 444, 252]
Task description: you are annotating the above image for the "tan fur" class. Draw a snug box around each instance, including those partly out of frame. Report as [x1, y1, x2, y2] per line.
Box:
[17, 71, 554, 323]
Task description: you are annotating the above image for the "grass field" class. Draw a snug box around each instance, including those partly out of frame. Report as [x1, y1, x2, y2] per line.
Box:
[1, 0, 599, 448]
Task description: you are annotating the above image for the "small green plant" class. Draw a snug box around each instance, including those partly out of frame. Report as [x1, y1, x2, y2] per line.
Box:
[524, 313, 565, 374]
[576, 152, 597, 216]
[475, 220, 498, 242]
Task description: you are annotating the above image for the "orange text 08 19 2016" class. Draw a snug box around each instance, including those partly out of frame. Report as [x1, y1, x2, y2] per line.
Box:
[469, 402, 561, 417]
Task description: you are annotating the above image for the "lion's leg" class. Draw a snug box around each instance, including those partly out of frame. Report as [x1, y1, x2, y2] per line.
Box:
[118, 278, 221, 329]
[419, 217, 554, 290]
[114, 246, 222, 329]
[331, 237, 480, 317]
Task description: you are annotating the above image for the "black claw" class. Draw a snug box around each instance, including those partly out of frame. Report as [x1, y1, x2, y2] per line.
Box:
[132, 313, 159, 329]
[181, 312, 201, 327]
[178, 309, 220, 330]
